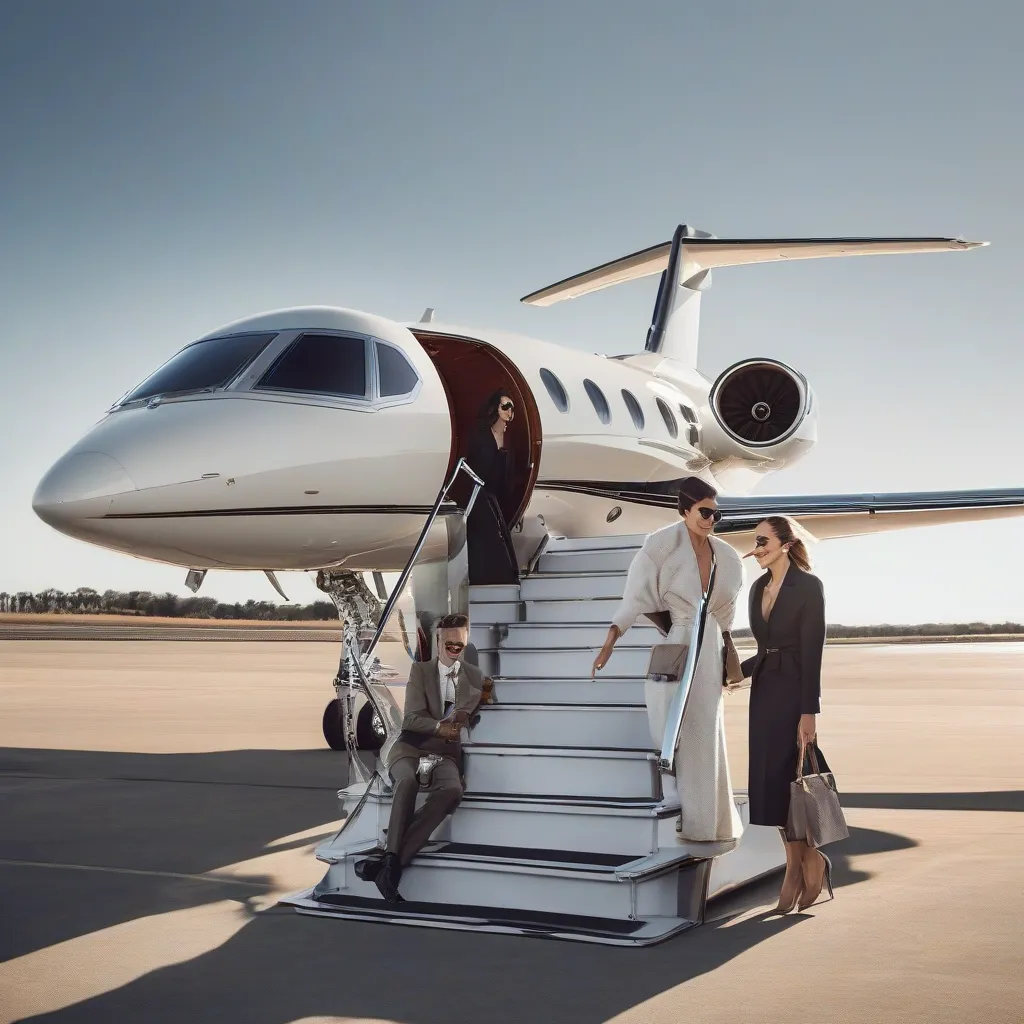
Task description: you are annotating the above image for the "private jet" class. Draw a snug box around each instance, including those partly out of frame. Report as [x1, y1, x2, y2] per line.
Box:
[31, 226, 1024, 943]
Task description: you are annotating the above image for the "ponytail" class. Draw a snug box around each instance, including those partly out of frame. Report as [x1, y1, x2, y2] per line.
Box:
[761, 516, 813, 571]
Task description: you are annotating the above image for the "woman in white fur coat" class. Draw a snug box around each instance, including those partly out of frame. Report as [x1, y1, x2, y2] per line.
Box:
[592, 477, 745, 843]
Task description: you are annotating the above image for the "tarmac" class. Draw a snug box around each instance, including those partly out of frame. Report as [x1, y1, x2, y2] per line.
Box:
[0, 637, 1021, 1023]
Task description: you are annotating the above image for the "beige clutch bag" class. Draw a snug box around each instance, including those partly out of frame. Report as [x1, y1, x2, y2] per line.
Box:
[647, 644, 689, 682]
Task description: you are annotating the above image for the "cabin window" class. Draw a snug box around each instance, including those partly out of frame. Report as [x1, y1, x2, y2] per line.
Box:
[583, 379, 611, 424]
[257, 333, 368, 399]
[679, 404, 698, 424]
[679, 404, 700, 445]
[375, 341, 419, 397]
[656, 397, 678, 439]
[539, 368, 569, 412]
[120, 332, 277, 405]
[621, 389, 645, 430]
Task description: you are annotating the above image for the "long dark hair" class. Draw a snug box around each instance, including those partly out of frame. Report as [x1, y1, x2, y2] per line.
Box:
[760, 515, 812, 571]
[478, 388, 513, 427]
[677, 476, 718, 515]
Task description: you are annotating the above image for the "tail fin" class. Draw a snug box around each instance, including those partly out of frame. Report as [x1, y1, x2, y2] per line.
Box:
[520, 228, 986, 366]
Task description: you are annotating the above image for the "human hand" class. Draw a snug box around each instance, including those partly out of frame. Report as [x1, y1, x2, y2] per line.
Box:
[798, 714, 816, 749]
[592, 645, 612, 678]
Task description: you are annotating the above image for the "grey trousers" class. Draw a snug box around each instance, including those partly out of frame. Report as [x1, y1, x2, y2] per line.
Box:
[385, 755, 464, 866]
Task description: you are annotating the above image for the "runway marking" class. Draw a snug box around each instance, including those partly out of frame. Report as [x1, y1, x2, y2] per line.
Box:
[0, 858, 272, 889]
[0, 771, 342, 792]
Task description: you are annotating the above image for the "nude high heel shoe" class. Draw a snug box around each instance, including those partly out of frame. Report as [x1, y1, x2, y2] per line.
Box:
[797, 850, 834, 911]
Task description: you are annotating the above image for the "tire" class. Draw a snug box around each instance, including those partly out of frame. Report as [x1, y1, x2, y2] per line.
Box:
[356, 702, 385, 751]
[321, 699, 346, 751]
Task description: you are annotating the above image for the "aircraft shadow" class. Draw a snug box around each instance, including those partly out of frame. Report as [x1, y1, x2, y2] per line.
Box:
[0, 746, 350, 962]
[3, 741, 916, 1024]
[841, 790, 1023, 812]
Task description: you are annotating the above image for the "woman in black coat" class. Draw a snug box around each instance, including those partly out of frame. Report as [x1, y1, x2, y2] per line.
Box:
[462, 388, 520, 586]
[740, 515, 838, 913]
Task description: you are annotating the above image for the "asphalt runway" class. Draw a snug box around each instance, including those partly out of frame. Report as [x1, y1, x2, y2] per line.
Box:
[0, 640, 1021, 1023]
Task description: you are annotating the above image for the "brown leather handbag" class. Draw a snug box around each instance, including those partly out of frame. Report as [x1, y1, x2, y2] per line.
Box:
[786, 743, 849, 848]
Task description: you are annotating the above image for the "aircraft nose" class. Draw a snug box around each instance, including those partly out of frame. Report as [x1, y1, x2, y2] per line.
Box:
[32, 451, 137, 528]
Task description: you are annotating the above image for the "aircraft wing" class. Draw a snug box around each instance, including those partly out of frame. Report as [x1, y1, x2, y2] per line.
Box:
[521, 236, 985, 306]
[718, 487, 1024, 541]
[542, 481, 1024, 540]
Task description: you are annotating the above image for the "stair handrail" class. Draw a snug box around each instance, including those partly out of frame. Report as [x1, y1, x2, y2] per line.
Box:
[657, 554, 716, 776]
[360, 457, 484, 669]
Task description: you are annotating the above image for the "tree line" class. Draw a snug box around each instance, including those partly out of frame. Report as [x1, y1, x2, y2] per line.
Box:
[1, 588, 1021, 636]
[0, 588, 337, 621]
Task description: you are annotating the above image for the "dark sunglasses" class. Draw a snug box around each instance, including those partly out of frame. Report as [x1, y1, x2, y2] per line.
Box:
[754, 535, 770, 548]
[443, 641, 466, 653]
[499, 401, 514, 412]
[697, 507, 722, 522]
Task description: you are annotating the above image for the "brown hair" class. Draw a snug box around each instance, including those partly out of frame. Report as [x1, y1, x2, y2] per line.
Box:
[677, 476, 718, 515]
[760, 516, 812, 571]
[437, 613, 469, 631]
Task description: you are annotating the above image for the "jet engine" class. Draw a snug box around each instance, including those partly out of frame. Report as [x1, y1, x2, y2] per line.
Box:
[701, 358, 817, 475]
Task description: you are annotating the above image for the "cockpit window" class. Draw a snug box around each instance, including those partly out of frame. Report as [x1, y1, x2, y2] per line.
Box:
[256, 333, 368, 399]
[375, 341, 419, 397]
[120, 332, 277, 405]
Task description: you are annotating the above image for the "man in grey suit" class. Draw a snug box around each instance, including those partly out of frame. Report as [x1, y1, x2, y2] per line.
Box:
[356, 612, 483, 903]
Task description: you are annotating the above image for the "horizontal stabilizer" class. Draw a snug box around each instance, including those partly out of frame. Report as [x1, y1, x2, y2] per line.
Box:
[521, 236, 986, 306]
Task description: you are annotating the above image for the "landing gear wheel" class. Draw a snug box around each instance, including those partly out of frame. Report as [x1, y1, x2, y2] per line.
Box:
[357, 702, 385, 751]
[322, 699, 346, 751]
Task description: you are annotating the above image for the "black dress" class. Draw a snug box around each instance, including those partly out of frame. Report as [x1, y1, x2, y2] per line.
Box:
[740, 565, 830, 828]
[463, 425, 519, 586]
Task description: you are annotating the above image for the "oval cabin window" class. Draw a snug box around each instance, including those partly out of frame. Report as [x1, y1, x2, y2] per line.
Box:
[621, 389, 645, 430]
[583, 379, 611, 424]
[539, 368, 569, 412]
[656, 397, 678, 439]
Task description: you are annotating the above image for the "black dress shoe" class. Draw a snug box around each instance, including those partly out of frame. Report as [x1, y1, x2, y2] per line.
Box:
[354, 856, 383, 882]
[374, 853, 403, 904]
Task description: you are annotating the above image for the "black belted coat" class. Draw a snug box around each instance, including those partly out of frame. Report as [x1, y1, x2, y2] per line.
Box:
[741, 565, 830, 828]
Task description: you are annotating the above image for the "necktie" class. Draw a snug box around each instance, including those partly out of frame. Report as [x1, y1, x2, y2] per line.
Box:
[443, 668, 457, 716]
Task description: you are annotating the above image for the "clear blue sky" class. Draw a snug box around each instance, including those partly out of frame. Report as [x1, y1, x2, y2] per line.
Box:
[1, 1, 1021, 627]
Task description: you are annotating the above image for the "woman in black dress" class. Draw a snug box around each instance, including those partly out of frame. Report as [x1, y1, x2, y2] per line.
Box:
[740, 515, 838, 913]
[463, 389, 520, 586]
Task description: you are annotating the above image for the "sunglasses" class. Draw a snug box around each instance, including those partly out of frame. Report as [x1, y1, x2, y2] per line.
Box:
[754, 535, 770, 548]
[443, 641, 466, 654]
[500, 401, 514, 412]
[697, 507, 722, 523]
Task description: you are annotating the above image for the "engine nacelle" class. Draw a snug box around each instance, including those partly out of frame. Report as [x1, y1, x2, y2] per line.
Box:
[703, 358, 818, 473]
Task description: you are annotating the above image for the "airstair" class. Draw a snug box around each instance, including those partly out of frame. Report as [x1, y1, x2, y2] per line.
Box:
[282, 471, 785, 945]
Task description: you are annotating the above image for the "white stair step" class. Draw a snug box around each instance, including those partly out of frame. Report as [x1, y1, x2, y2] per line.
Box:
[545, 534, 646, 553]
[497, 645, 651, 679]
[524, 597, 624, 623]
[520, 573, 626, 601]
[499, 622, 659, 650]
[463, 744, 662, 800]
[537, 548, 638, 574]
[470, 703, 651, 750]
[490, 676, 645, 705]
[469, 583, 522, 603]
[469, 600, 521, 626]
[307, 842, 703, 926]
[450, 795, 669, 856]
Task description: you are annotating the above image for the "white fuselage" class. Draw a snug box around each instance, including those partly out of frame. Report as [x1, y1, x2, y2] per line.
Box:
[33, 306, 817, 571]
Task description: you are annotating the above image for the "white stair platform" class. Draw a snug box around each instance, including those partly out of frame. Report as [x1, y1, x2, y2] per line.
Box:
[286, 532, 786, 944]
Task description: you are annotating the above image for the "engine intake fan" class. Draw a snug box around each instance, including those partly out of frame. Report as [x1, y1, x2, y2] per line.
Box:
[710, 359, 810, 447]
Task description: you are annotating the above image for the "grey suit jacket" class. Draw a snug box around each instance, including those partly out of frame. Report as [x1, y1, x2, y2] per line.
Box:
[386, 657, 483, 768]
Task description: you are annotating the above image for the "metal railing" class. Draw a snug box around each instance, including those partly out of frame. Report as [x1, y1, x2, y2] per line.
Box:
[342, 458, 484, 781]
[657, 553, 717, 776]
